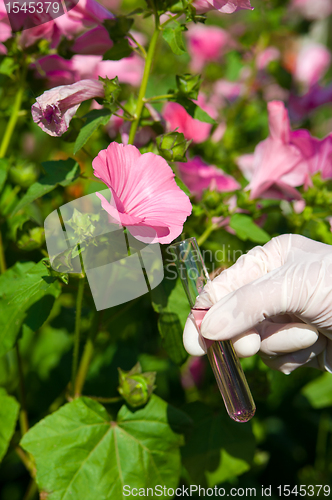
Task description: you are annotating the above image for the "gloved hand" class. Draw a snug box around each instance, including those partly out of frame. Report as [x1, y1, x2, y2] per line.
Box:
[183, 234, 332, 374]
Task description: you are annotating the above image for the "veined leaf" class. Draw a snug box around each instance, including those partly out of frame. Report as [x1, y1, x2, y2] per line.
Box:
[162, 23, 186, 56]
[302, 372, 332, 409]
[181, 402, 255, 486]
[229, 213, 270, 244]
[21, 395, 191, 500]
[73, 109, 112, 154]
[174, 96, 216, 124]
[0, 388, 19, 463]
[0, 261, 61, 357]
[103, 39, 133, 61]
[152, 277, 190, 365]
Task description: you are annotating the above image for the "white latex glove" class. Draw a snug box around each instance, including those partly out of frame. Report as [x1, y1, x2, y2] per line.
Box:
[183, 234, 332, 374]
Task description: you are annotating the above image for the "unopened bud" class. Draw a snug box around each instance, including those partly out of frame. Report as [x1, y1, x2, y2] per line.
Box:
[156, 131, 191, 162]
[118, 362, 156, 408]
[176, 74, 202, 100]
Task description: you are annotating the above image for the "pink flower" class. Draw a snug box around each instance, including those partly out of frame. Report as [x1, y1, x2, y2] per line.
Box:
[163, 102, 212, 143]
[256, 46, 280, 71]
[71, 26, 113, 55]
[95, 55, 144, 87]
[294, 42, 331, 88]
[55, 0, 114, 37]
[92, 142, 192, 244]
[32, 53, 144, 88]
[193, 0, 253, 14]
[31, 79, 104, 137]
[0, 20, 11, 54]
[185, 24, 231, 72]
[243, 101, 309, 199]
[31, 55, 78, 88]
[238, 101, 332, 200]
[19, 19, 61, 49]
[212, 79, 243, 107]
[178, 156, 240, 199]
[0, 0, 12, 53]
[290, 0, 332, 20]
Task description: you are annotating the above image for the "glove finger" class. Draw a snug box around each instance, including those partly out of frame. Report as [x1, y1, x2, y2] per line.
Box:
[260, 334, 327, 374]
[201, 265, 290, 341]
[232, 330, 261, 358]
[257, 321, 319, 355]
[308, 338, 332, 373]
[183, 313, 216, 356]
[201, 234, 292, 304]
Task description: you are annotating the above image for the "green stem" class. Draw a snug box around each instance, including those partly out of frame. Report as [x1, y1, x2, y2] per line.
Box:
[127, 33, 147, 58]
[197, 223, 219, 247]
[145, 94, 175, 102]
[160, 12, 183, 28]
[0, 66, 27, 159]
[127, 16, 160, 145]
[71, 277, 85, 396]
[16, 343, 29, 436]
[14, 446, 35, 477]
[23, 479, 38, 500]
[89, 396, 123, 403]
[74, 311, 100, 397]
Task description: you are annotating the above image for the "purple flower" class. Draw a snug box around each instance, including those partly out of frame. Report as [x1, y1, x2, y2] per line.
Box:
[178, 156, 240, 199]
[31, 79, 104, 136]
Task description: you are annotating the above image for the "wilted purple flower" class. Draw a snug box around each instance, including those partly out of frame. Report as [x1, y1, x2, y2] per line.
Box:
[31, 79, 104, 136]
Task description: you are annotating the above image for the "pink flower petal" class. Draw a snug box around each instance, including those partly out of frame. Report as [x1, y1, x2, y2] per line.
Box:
[93, 142, 192, 244]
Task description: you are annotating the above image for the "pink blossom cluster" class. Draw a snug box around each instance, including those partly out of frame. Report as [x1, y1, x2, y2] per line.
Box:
[237, 101, 332, 201]
[0, 0, 114, 49]
[32, 53, 144, 88]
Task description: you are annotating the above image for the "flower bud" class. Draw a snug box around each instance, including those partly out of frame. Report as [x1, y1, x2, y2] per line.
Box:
[176, 73, 202, 99]
[156, 131, 191, 162]
[9, 163, 39, 189]
[17, 227, 45, 251]
[99, 76, 121, 105]
[118, 362, 156, 408]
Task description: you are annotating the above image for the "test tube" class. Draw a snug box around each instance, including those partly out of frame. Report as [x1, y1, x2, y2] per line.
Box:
[169, 237, 256, 423]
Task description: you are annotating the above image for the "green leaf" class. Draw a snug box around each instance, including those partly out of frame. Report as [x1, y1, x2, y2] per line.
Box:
[21, 395, 190, 499]
[0, 261, 61, 357]
[11, 159, 79, 216]
[301, 373, 332, 409]
[0, 158, 9, 193]
[152, 278, 190, 365]
[162, 23, 186, 55]
[229, 214, 270, 244]
[175, 176, 191, 197]
[73, 109, 112, 154]
[181, 402, 255, 486]
[0, 57, 18, 77]
[103, 38, 133, 61]
[0, 388, 20, 463]
[194, 106, 216, 124]
[174, 96, 216, 124]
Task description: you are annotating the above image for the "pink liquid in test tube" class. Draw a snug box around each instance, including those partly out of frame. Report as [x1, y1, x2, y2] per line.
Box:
[192, 308, 256, 423]
[169, 237, 255, 423]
